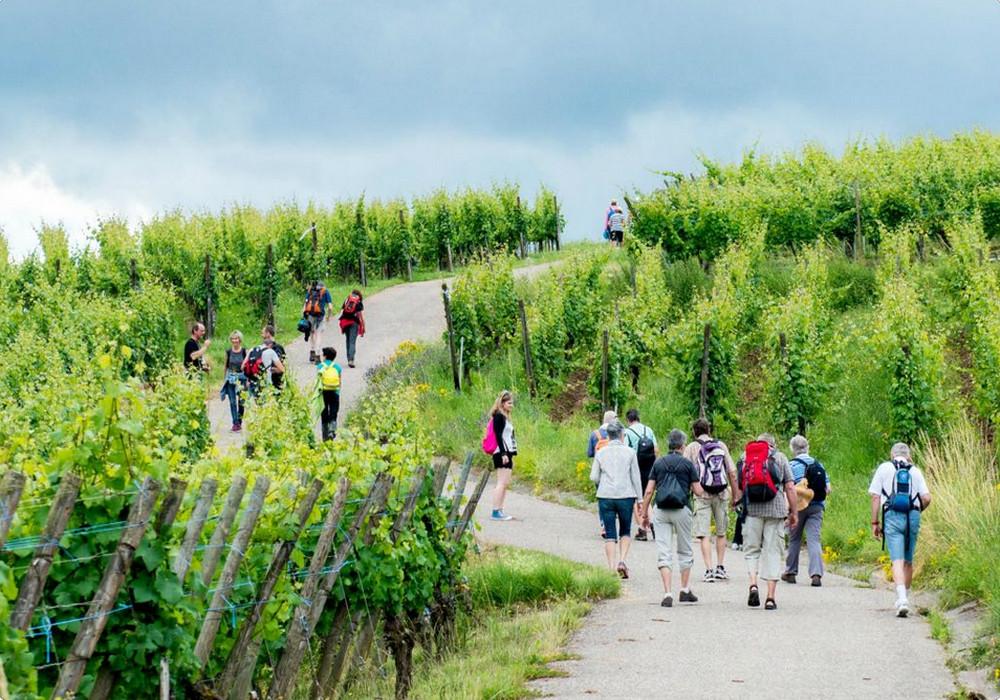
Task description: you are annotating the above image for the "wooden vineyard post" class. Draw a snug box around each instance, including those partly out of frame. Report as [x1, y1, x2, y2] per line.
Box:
[267, 478, 351, 699]
[431, 456, 451, 499]
[442, 284, 461, 392]
[518, 300, 536, 398]
[0, 470, 26, 548]
[458, 337, 465, 391]
[201, 476, 248, 587]
[601, 329, 610, 411]
[194, 476, 270, 665]
[51, 477, 161, 699]
[204, 254, 215, 337]
[554, 195, 561, 251]
[173, 478, 218, 583]
[853, 181, 863, 260]
[10, 473, 82, 631]
[699, 324, 711, 420]
[129, 258, 139, 290]
[160, 658, 170, 700]
[360, 252, 368, 288]
[446, 240, 454, 273]
[517, 195, 527, 260]
[400, 209, 413, 282]
[453, 468, 490, 542]
[217, 479, 324, 697]
[917, 232, 926, 262]
[155, 477, 187, 535]
[266, 243, 276, 327]
[447, 453, 474, 523]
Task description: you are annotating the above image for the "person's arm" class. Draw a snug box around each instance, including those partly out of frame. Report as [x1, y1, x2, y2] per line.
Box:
[919, 493, 931, 510]
[358, 310, 366, 336]
[692, 480, 707, 498]
[589, 455, 601, 487]
[190, 341, 211, 360]
[629, 455, 643, 513]
[641, 479, 655, 525]
[586, 433, 596, 459]
[272, 356, 285, 374]
[870, 493, 882, 539]
[785, 480, 798, 528]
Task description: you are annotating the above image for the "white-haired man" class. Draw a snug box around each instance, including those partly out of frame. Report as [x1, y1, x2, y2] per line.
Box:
[781, 435, 830, 587]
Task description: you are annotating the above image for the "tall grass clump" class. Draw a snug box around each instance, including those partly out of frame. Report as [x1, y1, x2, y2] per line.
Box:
[469, 547, 620, 608]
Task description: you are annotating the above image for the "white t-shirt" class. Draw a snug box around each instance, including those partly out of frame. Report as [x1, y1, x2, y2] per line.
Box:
[261, 347, 280, 377]
[868, 461, 929, 506]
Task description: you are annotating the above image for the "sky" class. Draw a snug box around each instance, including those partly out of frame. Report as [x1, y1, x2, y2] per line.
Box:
[1, 1, 999, 257]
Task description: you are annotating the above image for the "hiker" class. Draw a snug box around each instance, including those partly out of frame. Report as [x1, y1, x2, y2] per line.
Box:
[640, 429, 706, 607]
[782, 435, 831, 587]
[316, 346, 342, 441]
[588, 410, 618, 536]
[624, 408, 658, 541]
[869, 442, 931, 618]
[607, 204, 626, 247]
[489, 390, 517, 521]
[603, 200, 617, 242]
[683, 418, 738, 582]
[243, 334, 285, 397]
[303, 280, 333, 363]
[260, 325, 286, 390]
[590, 421, 643, 579]
[338, 289, 365, 368]
[740, 433, 797, 610]
[183, 322, 211, 372]
[219, 330, 247, 432]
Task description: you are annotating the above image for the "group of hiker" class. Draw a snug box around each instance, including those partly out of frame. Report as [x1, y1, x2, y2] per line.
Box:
[183, 283, 367, 440]
[581, 411, 930, 616]
[602, 199, 627, 247]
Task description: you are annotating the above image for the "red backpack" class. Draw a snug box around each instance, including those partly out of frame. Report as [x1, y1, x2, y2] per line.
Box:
[741, 441, 780, 503]
[343, 293, 361, 315]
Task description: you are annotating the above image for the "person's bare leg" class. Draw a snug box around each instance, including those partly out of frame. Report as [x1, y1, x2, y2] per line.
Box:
[604, 541, 617, 569]
[903, 562, 914, 588]
[493, 469, 511, 510]
[680, 567, 691, 590]
[891, 560, 908, 588]
[766, 579, 778, 600]
[659, 567, 673, 593]
[699, 537, 712, 569]
[619, 536, 632, 563]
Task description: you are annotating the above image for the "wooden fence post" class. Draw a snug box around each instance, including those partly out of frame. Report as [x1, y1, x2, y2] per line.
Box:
[155, 477, 187, 535]
[517, 196, 527, 260]
[458, 337, 465, 391]
[453, 468, 490, 542]
[217, 479, 324, 697]
[517, 300, 536, 398]
[447, 453, 474, 523]
[431, 456, 451, 499]
[360, 253, 368, 288]
[51, 477, 161, 699]
[160, 658, 170, 700]
[10, 473, 82, 631]
[853, 181, 863, 260]
[0, 470, 26, 549]
[442, 284, 461, 392]
[194, 476, 270, 665]
[204, 254, 215, 337]
[446, 241, 454, 273]
[266, 243, 276, 327]
[601, 330, 610, 411]
[201, 476, 248, 587]
[554, 195, 561, 251]
[699, 323, 711, 420]
[173, 478, 218, 584]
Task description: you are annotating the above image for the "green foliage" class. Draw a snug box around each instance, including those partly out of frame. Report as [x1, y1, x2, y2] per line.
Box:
[447, 253, 518, 370]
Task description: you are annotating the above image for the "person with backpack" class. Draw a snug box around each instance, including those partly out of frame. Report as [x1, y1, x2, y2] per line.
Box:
[487, 390, 517, 521]
[781, 435, 831, 587]
[219, 330, 247, 432]
[624, 408, 658, 541]
[303, 280, 333, 364]
[868, 442, 931, 618]
[588, 410, 618, 537]
[739, 433, 797, 610]
[607, 205, 626, 247]
[590, 422, 643, 579]
[243, 333, 285, 397]
[640, 429, 707, 607]
[338, 289, 365, 368]
[683, 418, 738, 583]
[316, 346, 342, 441]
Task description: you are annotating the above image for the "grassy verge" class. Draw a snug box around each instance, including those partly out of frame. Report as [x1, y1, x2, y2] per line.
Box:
[342, 545, 619, 700]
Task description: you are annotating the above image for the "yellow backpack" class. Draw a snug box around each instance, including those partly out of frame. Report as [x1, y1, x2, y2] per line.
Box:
[320, 362, 341, 391]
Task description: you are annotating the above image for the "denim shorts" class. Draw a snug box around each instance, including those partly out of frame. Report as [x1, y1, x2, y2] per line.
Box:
[884, 509, 921, 562]
[598, 497, 635, 542]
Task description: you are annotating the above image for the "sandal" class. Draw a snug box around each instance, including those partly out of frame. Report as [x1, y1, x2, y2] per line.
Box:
[617, 561, 629, 580]
[765, 598, 777, 610]
[747, 585, 760, 607]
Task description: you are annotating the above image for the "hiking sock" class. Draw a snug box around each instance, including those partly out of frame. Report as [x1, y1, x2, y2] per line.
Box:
[896, 584, 907, 602]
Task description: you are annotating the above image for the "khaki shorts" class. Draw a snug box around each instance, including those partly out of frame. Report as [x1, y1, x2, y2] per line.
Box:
[693, 493, 729, 539]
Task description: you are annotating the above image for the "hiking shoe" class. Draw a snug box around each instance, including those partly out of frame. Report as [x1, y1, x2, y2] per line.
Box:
[679, 589, 698, 603]
[895, 599, 909, 618]
[764, 598, 777, 611]
[231, 424, 240, 432]
[617, 562, 629, 580]
[634, 529, 648, 542]
[731, 542, 743, 551]
[714, 565, 729, 580]
[781, 572, 797, 584]
[309, 351, 317, 363]
[748, 585, 760, 607]
[811, 575, 822, 587]
[490, 509, 513, 521]
[661, 594, 673, 608]
[702, 569, 715, 583]
[348, 361, 356, 368]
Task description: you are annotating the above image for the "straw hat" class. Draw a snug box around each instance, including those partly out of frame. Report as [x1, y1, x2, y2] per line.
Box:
[795, 480, 814, 511]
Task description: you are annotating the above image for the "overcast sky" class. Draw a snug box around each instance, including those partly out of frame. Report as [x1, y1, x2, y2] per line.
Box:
[1, 1, 998, 257]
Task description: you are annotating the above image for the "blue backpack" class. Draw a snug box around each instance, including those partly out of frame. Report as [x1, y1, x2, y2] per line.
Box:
[886, 460, 917, 513]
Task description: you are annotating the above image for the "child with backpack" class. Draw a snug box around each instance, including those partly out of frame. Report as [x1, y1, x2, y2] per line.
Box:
[868, 442, 931, 618]
[316, 347, 342, 441]
[683, 419, 738, 583]
[624, 408, 658, 541]
[304, 280, 333, 364]
[338, 289, 365, 368]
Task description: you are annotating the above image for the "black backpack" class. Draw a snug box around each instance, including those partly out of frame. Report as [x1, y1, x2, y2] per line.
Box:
[655, 463, 689, 510]
[802, 459, 828, 504]
[627, 427, 656, 470]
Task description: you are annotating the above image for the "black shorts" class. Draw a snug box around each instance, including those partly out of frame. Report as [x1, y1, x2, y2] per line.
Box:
[492, 453, 513, 470]
[610, 230, 624, 243]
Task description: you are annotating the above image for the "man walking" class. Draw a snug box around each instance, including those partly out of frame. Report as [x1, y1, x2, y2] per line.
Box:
[640, 429, 705, 607]
[625, 408, 658, 541]
[869, 442, 931, 617]
[303, 280, 333, 363]
[782, 435, 831, 587]
[741, 433, 797, 610]
[183, 322, 211, 372]
[684, 419, 738, 583]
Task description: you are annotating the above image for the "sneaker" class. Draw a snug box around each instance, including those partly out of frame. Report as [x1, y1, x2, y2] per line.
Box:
[748, 585, 760, 607]
[811, 575, 822, 587]
[348, 361, 356, 368]
[714, 565, 729, 580]
[491, 509, 513, 521]
[231, 424, 240, 432]
[702, 569, 715, 583]
[634, 529, 647, 542]
[661, 594, 673, 608]
[679, 589, 698, 603]
[895, 599, 909, 618]
[781, 572, 796, 584]
[731, 542, 743, 551]
[309, 351, 316, 363]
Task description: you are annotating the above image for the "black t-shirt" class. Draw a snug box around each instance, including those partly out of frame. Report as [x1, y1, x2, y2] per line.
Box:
[184, 338, 202, 370]
[649, 453, 699, 493]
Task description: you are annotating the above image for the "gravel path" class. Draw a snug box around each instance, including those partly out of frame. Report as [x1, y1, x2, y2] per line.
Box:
[475, 489, 955, 699]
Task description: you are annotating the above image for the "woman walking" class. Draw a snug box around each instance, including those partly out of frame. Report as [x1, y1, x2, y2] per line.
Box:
[338, 289, 365, 368]
[489, 390, 517, 521]
[590, 421, 643, 578]
[220, 330, 247, 431]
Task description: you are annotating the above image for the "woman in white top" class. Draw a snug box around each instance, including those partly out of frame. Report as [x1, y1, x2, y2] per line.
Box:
[590, 422, 643, 578]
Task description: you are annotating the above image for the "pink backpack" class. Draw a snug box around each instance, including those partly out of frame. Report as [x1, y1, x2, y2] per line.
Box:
[481, 418, 498, 455]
